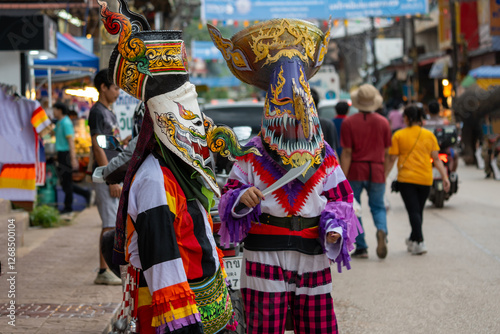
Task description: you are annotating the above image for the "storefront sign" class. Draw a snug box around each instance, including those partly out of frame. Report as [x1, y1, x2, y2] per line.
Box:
[491, 0, 500, 36]
[114, 90, 140, 140]
[0, 15, 57, 54]
[201, 0, 428, 20]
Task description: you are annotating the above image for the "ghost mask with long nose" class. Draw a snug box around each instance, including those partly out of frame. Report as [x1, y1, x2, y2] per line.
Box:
[207, 18, 332, 182]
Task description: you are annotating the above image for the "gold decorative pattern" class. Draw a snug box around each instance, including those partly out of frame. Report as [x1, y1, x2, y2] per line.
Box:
[145, 41, 188, 73]
[112, 41, 189, 100]
[204, 117, 261, 160]
[207, 24, 251, 71]
[250, 19, 316, 67]
[269, 66, 292, 107]
[207, 19, 326, 91]
[316, 18, 333, 67]
[282, 151, 322, 169]
[116, 56, 142, 99]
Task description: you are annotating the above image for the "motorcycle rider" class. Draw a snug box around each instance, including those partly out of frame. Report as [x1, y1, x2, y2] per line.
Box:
[424, 100, 458, 176]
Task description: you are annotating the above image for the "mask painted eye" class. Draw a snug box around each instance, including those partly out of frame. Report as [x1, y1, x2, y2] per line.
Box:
[176, 102, 198, 121]
[193, 120, 203, 127]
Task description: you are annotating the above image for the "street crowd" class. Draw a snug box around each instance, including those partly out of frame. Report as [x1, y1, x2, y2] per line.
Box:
[80, 4, 457, 334]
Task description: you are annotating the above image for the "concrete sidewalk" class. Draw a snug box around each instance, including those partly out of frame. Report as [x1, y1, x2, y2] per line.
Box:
[0, 205, 122, 334]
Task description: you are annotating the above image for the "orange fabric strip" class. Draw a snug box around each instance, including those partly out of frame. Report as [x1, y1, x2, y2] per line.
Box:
[31, 107, 48, 128]
[0, 165, 36, 179]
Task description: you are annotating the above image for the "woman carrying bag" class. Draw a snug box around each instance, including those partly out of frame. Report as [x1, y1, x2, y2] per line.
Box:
[385, 105, 450, 255]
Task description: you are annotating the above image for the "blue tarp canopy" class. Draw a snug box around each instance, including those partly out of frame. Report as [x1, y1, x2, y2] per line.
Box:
[34, 32, 99, 80]
[469, 66, 500, 79]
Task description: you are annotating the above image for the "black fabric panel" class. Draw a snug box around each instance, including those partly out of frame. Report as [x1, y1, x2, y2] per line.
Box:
[186, 201, 217, 278]
[135, 205, 180, 271]
[164, 321, 204, 334]
[243, 234, 324, 255]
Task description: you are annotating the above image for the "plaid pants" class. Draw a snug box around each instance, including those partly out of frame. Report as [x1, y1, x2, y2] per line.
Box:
[241, 250, 338, 334]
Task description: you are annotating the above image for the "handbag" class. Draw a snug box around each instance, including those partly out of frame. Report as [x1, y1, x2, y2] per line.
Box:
[391, 128, 422, 193]
[391, 180, 400, 193]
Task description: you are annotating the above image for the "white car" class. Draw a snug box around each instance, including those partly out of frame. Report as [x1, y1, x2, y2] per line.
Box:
[317, 99, 357, 119]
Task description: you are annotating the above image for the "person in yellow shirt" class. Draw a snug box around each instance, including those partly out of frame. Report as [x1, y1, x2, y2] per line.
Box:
[385, 105, 450, 255]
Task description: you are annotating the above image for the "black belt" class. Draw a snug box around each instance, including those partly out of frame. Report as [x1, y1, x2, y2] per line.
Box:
[351, 160, 383, 182]
[259, 214, 319, 231]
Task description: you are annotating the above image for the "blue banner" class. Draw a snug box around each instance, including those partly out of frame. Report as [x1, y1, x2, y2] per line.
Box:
[202, 0, 329, 21]
[328, 0, 428, 18]
[201, 0, 428, 20]
[191, 41, 224, 60]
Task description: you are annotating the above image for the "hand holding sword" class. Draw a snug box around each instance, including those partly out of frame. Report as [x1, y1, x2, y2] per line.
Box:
[235, 163, 309, 211]
[234, 162, 341, 244]
[239, 187, 265, 208]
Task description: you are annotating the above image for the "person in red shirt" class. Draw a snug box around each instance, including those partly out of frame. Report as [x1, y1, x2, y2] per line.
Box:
[340, 84, 392, 259]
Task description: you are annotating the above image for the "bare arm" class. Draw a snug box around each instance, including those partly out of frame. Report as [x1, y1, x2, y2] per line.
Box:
[431, 150, 451, 192]
[91, 134, 121, 197]
[385, 154, 398, 179]
[121, 134, 132, 146]
[67, 135, 79, 170]
[91, 134, 109, 167]
[340, 147, 352, 176]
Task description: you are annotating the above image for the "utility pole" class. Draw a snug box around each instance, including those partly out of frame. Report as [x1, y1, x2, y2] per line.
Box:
[344, 20, 350, 91]
[410, 16, 419, 103]
[450, 0, 459, 95]
[370, 17, 380, 85]
[402, 16, 407, 57]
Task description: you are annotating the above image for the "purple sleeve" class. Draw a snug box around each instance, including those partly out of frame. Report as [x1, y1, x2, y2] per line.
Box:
[319, 201, 362, 273]
[218, 181, 261, 248]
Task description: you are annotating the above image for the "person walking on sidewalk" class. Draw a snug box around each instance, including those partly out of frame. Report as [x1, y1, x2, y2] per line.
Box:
[340, 84, 392, 259]
[333, 100, 350, 160]
[53, 102, 91, 213]
[311, 88, 339, 153]
[88, 69, 122, 285]
[385, 105, 450, 255]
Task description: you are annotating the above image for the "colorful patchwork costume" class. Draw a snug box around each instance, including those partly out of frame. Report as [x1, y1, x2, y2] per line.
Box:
[209, 20, 362, 333]
[97, 1, 259, 333]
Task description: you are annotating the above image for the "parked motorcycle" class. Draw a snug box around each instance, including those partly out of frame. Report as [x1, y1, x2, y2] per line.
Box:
[427, 125, 459, 208]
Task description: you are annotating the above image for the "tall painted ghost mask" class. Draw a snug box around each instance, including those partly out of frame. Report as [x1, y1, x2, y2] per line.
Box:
[98, 0, 258, 196]
[208, 19, 332, 182]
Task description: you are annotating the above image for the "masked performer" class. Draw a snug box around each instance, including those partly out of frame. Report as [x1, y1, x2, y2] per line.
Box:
[208, 20, 361, 334]
[97, 1, 260, 333]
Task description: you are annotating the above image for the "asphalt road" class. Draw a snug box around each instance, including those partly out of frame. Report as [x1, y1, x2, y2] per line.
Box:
[333, 161, 500, 334]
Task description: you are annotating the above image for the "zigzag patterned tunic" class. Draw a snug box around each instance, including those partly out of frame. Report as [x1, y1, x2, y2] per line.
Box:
[219, 137, 360, 334]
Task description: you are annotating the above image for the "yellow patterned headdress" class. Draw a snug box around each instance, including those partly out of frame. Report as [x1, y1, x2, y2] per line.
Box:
[207, 18, 331, 91]
[208, 19, 333, 182]
[98, 0, 189, 101]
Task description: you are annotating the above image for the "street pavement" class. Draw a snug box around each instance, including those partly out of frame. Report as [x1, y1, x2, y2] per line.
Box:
[333, 161, 500, 334]
[0, 206, 121, 334]
[0, 160, 499, 334]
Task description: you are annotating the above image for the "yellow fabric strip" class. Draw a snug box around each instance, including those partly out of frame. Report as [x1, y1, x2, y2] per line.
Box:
[151, 304, 199, 327]
[0, 177, 36, 190]
[137, 287, 153, 309]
